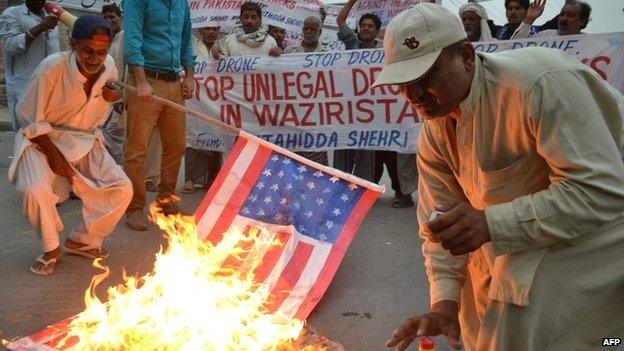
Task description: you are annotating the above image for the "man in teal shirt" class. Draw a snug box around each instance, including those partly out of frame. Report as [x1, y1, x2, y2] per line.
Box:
[123, 0, 196, 230]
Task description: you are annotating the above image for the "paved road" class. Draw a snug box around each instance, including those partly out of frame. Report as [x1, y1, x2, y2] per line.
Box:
[0, 131, 451, 351]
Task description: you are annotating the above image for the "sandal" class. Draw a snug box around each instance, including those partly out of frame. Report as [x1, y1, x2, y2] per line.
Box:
[30, 255, 59, 276]
[181, 180, 195, 194]
[63, 238, 109, 260]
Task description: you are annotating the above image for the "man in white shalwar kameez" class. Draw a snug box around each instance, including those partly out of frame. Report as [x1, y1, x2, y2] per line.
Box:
[8, 15, 132, 276]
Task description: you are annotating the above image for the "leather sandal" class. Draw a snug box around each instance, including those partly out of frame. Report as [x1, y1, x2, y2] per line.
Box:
[30, 255, 59, 276]
[63, 238, 108, 260]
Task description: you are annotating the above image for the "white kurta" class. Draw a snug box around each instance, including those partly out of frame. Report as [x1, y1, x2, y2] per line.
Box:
[0, 4, 60, 130]
[9, 51, 132, 252]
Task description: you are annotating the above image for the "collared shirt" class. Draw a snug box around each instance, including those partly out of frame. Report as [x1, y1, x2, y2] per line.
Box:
[123, 0, 195, 73]
[0, 4, 59, 98]
[336, 26, 382, 50]
[417, 48, 624, 306]
[8, 51, 118, 181]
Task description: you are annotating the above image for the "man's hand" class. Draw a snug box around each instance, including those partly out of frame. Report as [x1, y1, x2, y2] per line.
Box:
[181, 76, 195, 99]
[386, 300, 461, 350]
[319, 7, 327, 23]
[269, 47, 282, 57]
[28, 16, 59, 42]
[102, 81, 121, 102]
[211, 45, 224, 60]
[38, 16, 59, 31]
[136, 80, 155, 103]
[524, 0, 546, 25]
[424, 201, 491, 256]
[31, 135, 74, 183]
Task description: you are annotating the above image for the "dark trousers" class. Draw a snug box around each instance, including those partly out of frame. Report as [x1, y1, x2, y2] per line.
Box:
[184, 147, 221, 187]
[373, 150, 401, 194]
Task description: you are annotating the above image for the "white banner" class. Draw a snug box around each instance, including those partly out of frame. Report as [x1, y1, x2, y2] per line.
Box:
[188, 32, 624, 152]
[187, 49, 420, 153]
[189, 0, 323, 32]
[473, 32, 624, 94]
[51, 0, 120, 12]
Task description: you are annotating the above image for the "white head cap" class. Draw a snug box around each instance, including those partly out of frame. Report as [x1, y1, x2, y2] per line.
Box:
[372, 3, 467, 87]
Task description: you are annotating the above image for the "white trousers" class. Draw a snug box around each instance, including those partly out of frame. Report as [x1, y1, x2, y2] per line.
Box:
[14, 143, 133, 252]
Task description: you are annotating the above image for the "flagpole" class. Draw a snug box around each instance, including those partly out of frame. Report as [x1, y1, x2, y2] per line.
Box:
[115, 81, 385, 193]
[115, 81, 240, 135]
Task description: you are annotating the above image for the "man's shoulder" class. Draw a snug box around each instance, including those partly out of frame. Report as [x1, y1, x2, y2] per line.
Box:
[480, 48, 583, 90]
[40, 51, 69, 69]
[1, 4, 25, 16]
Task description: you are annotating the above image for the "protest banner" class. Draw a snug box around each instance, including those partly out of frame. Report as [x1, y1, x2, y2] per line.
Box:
[187, 32, 624, 153]
[473, 33, 624, 93]
[187, 48, 420, 153]
[49, 0, 120, 12]
[189, 0, 323, 32]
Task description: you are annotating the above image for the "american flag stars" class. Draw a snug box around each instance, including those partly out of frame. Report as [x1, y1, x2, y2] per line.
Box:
[240, 152, 367, 243]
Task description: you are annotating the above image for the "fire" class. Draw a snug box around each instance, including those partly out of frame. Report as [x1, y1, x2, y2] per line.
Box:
[59, 200, 329, 350]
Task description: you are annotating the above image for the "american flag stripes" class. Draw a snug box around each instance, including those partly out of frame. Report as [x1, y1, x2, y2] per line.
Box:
[7, 131, 383, 350]
[195, 132, 382, 319]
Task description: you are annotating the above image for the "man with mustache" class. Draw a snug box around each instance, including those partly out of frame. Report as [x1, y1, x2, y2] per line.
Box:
[211, 2, 281, 59]
[9, 15, 132, 276]
[495, 0, 539, 40]
[0, 0, 59, 131]
[374, 4, 624, 350]
[512, 0, 591, 38]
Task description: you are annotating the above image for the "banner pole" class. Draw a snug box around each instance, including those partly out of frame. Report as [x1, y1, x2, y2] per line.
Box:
[115, 81, 240, 135]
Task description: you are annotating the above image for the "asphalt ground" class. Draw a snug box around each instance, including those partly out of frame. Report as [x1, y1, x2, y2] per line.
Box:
[0, 130, 451, 351]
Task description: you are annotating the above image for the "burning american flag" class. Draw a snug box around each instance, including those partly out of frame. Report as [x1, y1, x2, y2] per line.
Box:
[5, 131, 383, 350]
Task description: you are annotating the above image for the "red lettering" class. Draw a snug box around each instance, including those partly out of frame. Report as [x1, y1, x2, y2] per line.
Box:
[351, 68, 369, 96]
[220, 76, 234, 101]
[296, 71, 313, 99]
[300, 103, 315, 126]
[325, 102, 345, 125]
[590, 56, 610, 81]
[328, 71, 344, 97]
[377, 99, 397, 123]
[282, 72, 297, 100]
[280, 104, 299, 126]
[396, 100, 420, 124]
[271, 73, 284, 100]
[356, 99, 375, 123]
[253, 104, 279, 126]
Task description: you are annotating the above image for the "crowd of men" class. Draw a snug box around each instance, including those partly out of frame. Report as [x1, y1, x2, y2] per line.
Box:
[2, 0, 624, 350]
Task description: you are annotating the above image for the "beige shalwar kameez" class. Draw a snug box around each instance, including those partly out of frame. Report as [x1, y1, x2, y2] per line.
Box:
[417, 47, 624, 350]
[8, 51, 132, 252]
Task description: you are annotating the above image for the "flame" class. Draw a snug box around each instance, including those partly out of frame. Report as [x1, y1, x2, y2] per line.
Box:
[60, 199, 330, 350]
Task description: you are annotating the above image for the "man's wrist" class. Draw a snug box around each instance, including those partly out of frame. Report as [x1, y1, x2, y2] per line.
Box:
[431, 300, 459, 315]
[28, 25, 43, 38]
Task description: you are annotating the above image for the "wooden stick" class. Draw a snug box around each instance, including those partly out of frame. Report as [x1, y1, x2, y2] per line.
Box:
[115, 81, 240, 135]
[115, 81, 384, 193]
